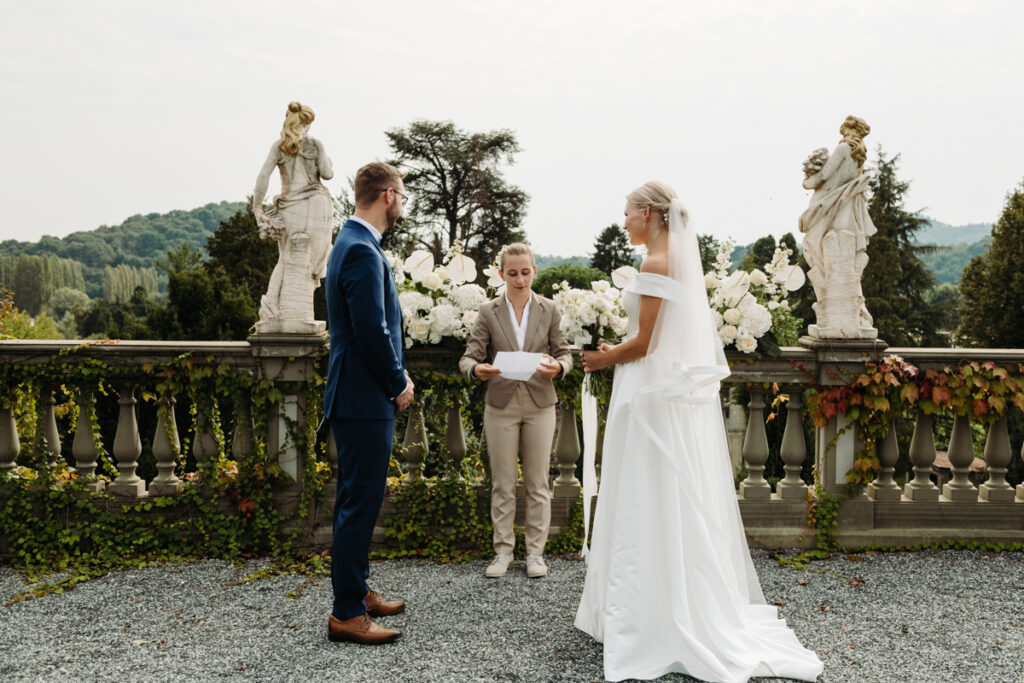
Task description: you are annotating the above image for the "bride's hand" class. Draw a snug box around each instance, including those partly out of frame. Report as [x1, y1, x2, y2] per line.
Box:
[581, 344, 612, 373]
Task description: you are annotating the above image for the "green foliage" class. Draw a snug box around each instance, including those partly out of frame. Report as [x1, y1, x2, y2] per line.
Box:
[0, 253, 86, 316]
[102, 264, 159, 303]
[698, 234, 722, 273]
[535, 254, 590, 272]
[532, 263, 611, 299]
[741, 235, 777, 271]
[205, 205, 278, 303]
[0, 202, 246, 298]
[0, 288, 62, 340]
[958, 180, 1024, 348]
[75, 287, 161, 340]
[862, 149, 941, 346]
[589, 224, 636, 274]
[385, 120, 529, 270]
[920, 237, 991, 285]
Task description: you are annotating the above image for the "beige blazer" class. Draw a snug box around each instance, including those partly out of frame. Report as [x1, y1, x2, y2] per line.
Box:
[459, 293, 573, 409]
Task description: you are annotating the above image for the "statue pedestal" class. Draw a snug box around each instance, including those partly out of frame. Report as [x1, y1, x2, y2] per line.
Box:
[254, 320, 326, 335]
[248, 332, 329, 498]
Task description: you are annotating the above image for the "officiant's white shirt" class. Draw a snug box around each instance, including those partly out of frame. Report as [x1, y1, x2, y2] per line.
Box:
[504, 293, 531, 351]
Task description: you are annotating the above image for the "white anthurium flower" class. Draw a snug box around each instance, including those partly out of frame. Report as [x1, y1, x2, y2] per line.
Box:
[483, 262, 504, 288]
[446, 253, 477, 285]
[776, 264, 806, 292]
[611, 265, 638, 289]
[403, 251, 434, 282]
[719, 270, 750, 307]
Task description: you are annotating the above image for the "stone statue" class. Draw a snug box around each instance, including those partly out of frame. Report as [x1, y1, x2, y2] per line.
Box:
[798, 115, 878, 339]
[252, 101, 334, 334]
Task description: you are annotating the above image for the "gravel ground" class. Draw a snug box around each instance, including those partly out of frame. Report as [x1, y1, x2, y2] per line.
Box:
[1, 549, 1023, 682]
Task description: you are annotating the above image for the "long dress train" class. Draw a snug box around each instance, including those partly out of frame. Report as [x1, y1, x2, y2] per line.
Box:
[574, 272, 823, 683]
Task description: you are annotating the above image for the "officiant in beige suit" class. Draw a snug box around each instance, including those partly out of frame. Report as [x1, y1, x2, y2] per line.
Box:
[459, 243, 572, 580]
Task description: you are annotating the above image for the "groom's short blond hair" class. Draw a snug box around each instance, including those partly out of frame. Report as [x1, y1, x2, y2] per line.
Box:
[354, 162, 404, 208]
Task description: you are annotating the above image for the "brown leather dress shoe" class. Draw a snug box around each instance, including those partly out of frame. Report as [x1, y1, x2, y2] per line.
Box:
[365, 589, 406, 617]
[327, 613, 401, 644]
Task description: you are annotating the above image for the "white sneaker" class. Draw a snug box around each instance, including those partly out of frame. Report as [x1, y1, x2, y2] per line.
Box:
[485, 553, 514, 578]
[526, 555, 548, 578]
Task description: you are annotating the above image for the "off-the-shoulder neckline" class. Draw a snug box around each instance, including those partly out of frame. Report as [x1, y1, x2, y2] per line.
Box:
[628, 272, 674, 283]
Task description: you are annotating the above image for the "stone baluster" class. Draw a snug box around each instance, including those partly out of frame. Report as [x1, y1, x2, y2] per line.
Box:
[71, 391, 105, 492]
[149, 393, 183, 497]
[553, 405, 581, 494]
[231, 396, 255, 461]
[1017, 437, 1024, 502]
[192, 404, 221, 472]
[777, 388, 808, 500]
[739, 386, 771, 499]
[979, 415, 1014, 502]
[943, 414, 978, 501]
[445, 401, 467, 479]
[41, 390, 62, 468]
[904, 411, 939, 501]
[0, 402, 20, 471]
[109, 384, 147, 498]
[402, 407, 427, 482]
[868, 418, 902, 501]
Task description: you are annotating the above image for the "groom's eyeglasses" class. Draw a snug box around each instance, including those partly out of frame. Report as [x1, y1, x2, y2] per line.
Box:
[384, 187, 410, 205]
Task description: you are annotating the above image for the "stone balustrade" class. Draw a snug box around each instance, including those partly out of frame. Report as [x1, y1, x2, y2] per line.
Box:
[2, 338, 1024, 549]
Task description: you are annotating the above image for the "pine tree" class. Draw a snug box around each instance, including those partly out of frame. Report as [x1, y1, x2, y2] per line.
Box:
[958, 180, 1024, 347]
[862, 149, 939, 346]
[589, 224, 636, 274]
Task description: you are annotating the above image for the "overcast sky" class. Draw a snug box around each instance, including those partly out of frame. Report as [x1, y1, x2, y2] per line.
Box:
[2, 0, 1022, 255]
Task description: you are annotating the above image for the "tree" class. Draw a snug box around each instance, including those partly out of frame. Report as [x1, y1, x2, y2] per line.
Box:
[533, 263, 611, 298]
[385, 120, 528, 269]
[861, 149, 940, 346]
[958, 180, 1024, 347]
[697, 234, 722, 273]
[205, 204, 278, 303]
[741, 235, 776, 271]
[589, 224, 636, 274]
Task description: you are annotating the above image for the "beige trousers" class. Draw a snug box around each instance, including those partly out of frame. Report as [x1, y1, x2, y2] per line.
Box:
[483, 383, 556, 556]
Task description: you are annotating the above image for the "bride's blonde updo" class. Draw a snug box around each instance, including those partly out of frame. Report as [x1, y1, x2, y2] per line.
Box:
[279, 101, 316, 156]
[626, 181, 689, 229]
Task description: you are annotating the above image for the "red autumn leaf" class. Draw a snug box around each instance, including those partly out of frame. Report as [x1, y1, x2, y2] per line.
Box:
[932, 385, 952, 404]
[972, 398, 989, 416]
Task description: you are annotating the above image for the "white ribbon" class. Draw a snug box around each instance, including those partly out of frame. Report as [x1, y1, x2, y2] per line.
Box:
[580, 373, 598, 561]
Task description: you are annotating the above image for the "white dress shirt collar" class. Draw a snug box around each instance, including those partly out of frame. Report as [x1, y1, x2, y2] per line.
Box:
[350, 215, 384, 244]
[504, 292, 532, 351]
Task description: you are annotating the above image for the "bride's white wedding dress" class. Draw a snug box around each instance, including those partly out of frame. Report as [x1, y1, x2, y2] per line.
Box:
[574, 201, 823, 683]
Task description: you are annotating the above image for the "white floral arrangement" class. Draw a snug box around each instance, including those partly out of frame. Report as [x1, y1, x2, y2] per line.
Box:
[385, 241, 489, 348]
[704, 241, 806, 354]
[551, 267, 633, 350]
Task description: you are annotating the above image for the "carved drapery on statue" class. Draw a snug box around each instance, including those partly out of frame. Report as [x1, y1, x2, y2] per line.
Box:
[252, 104, 333, 335]
[798, 116, 878, 340]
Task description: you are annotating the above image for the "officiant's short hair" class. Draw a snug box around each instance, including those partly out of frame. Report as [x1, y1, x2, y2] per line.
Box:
[354, 162, 404, 207]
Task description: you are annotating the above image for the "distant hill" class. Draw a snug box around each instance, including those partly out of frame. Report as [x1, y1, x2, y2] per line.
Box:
[916, 218, 991, 246]
[920, 237, 991, 285]
[0, 201, 247, 297]
[535, 254, 591, 271]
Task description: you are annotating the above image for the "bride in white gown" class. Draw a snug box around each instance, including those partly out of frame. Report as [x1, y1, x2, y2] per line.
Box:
[574, 181, 824, 683]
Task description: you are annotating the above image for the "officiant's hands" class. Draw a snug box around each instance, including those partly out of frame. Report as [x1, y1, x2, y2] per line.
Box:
[581, 344, 613, 373]
[536, 354, 562, 379]
[474, 363, 502, 381]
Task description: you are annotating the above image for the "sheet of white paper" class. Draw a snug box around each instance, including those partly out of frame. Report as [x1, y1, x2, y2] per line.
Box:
[492, 351, 545, 381]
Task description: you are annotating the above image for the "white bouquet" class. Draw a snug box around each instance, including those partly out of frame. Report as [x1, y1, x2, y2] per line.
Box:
[386, 241, 488, 348]
[552, 276, 629, 350]
[705, 241, 805, 354]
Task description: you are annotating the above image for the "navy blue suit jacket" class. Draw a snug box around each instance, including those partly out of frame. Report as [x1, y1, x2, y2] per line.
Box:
[323, 220, 407, 420]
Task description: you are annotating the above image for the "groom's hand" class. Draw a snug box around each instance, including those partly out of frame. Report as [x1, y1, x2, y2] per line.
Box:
[396, 373, 415, 411]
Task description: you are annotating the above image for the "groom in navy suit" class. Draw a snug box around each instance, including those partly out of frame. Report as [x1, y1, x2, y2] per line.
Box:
[324, 162, 414, 645]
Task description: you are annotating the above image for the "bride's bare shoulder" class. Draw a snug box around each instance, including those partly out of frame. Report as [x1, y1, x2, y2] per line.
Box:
[640, 254, 668, 277]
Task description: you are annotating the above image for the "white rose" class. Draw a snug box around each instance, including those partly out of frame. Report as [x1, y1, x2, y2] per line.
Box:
[704, 273, 720, 289]
[421, 271, 443, 291]
[723, 308, 741, 325]
[749, 269, 768, 287]
[737, 334, 758, 354]
[462, 310, 479, 329]
[719, 324, 738, 344]
[410, 316, 432, 341]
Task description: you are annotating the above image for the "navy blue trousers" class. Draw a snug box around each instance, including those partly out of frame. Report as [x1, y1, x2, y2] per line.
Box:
[330, 417, 395, 620]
